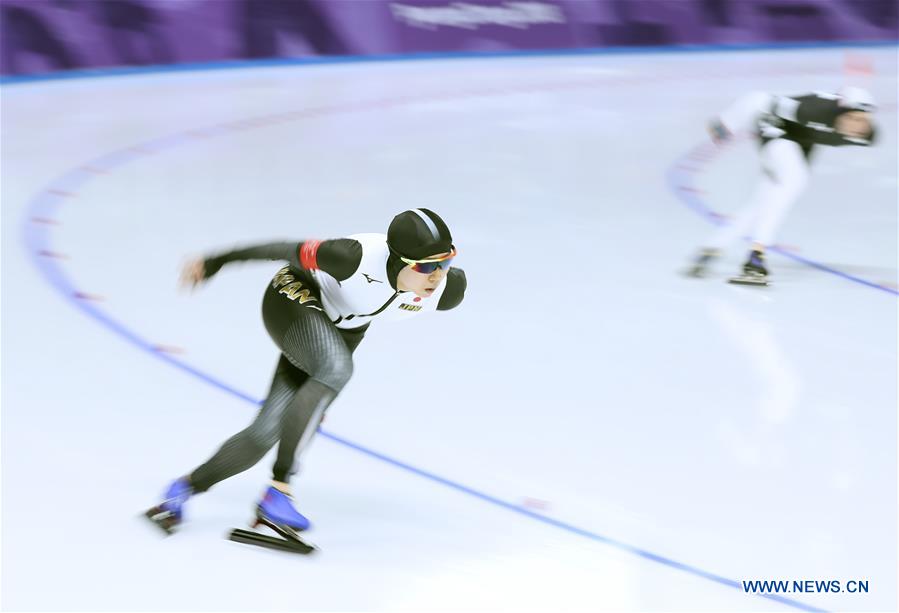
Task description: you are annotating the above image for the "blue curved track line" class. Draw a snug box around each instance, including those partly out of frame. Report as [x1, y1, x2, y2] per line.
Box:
[18, 73, 837, 613]
[667, 146, 899, 296]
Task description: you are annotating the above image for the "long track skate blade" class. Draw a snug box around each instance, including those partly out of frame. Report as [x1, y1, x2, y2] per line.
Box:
[727, 275, 769, 287]
[144, 507, 178, 536]
[228, 528, 316, 554]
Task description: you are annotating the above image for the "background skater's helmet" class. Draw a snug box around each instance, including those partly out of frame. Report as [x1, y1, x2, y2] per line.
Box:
[386, 208, 454, 288]
[838, 86, 876, 112]
[835, 86, 877, 142]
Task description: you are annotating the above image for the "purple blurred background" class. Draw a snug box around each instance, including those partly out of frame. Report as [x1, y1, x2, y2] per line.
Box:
[1, 0, 897, 77]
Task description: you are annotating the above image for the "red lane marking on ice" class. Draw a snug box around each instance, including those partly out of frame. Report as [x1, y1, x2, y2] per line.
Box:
[154, 345, 186, 354]
[879, 281, 898, 290]
[522, 497, 551, 511]
[38, 250, 68, 259]
[48, 189, 76, 198]
[679, 186, 705, 194]
[74, 292, 105, 301]
[31, 217, 61, 225]
[228, 121, 261, 131]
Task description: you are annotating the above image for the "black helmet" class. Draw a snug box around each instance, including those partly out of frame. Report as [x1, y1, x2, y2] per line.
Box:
[387, 208, 453, 260]
[386, 208, 454, 289]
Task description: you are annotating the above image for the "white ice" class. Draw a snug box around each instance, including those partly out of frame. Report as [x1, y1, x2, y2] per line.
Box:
[1, 47, 896, 612]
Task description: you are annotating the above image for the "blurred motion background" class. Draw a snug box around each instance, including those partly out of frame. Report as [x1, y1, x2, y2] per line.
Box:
[1, 2, 897, 613]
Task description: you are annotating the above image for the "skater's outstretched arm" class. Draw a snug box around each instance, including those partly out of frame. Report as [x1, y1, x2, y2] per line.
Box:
[180, 239, 363, 289]
[710, 91, 775, 143]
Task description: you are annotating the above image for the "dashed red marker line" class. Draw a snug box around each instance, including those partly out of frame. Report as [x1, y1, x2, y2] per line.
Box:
[31, 217, 61, 225]
[73, 292, 105, 302]
[154, 344, 187, 355]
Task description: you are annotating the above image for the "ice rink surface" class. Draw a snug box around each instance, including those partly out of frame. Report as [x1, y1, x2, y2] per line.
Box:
[2, 46, 896, 612]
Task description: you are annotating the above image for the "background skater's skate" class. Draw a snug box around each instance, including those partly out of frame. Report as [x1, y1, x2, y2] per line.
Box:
[228, 486, 316, 554]
[728, 250, 770, 286]
[685, 249, 720, 278]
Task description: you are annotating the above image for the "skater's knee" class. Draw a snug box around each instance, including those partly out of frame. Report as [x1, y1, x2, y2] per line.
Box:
[312, 352, 353, 392]
[244, 419, 281, 451]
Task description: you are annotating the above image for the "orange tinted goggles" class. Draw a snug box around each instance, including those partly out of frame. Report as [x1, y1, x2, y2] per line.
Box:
[398, 247, 457, 274]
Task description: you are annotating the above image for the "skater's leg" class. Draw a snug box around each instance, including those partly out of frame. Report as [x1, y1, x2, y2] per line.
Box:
[704, 203, 764, 253]
[254, 380, 337, 532]
[243, 310, 359, 530]
[189, 355, 308, 493]
[734, 139, 808, 279]
[236, 275, 361, 530]
[747, 138, 809, 251]
[692, 138, 807, 279]
[270, 380, 336, 486]
[688, 148, 777, 276]
[704, 154, 784, 253]
[270, 310, 359, 487]
[688, 186, 768, 277]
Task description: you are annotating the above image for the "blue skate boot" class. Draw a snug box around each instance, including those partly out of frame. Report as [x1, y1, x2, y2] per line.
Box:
[256, 486, 311, 531]
[228, 486, 316, 554]
[145, 477, 193, 535]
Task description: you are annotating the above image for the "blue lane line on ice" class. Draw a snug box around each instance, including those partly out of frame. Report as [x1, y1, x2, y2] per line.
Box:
[20, 85, 835, 613]
[2, 39, 896, 86]
[667, 145, 899, 296]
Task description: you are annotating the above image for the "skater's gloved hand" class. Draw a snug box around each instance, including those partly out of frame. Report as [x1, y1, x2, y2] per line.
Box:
[708, 119, 732, 145]
[179, 257, 214, 290]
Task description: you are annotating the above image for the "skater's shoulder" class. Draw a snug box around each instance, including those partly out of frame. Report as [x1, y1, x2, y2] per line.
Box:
[437, 268, 466, 311]
[314, 238, 364, 281]
[344, 233, 391, 262]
